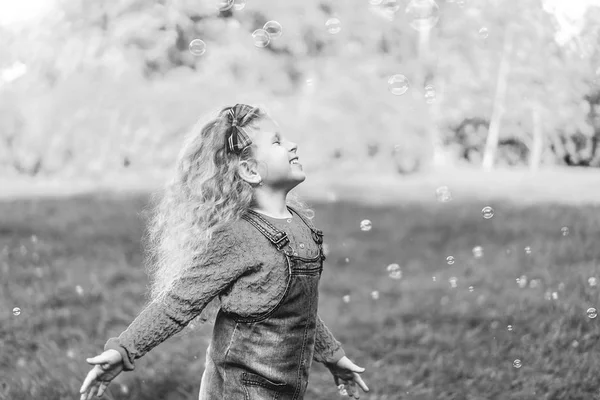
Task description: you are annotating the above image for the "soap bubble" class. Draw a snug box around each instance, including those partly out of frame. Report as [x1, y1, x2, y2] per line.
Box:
[13, 307, 21, 316]
[561, 226, 569, 236]
[478, 27, 489, 39]
[482, 206, 494, 219]
[388, 74, 410, 95]
[446, 256, 455, 265]
[587, 307, 597, 319]
[216, 0, 235, 12]
[252, 29, 270, 47]
[424, 85, 436, 103]
[360, 219, 372, 231]
[325, 17, 342, 34]
[472, 246, 483, 258]
[233, 0, 246, 11]
[386, 263, 402, 279]
[435, 186, 452, 202]
[189, 39, 206, 56]
[588, 277, 597, 287]
[263, 21, 283, 39]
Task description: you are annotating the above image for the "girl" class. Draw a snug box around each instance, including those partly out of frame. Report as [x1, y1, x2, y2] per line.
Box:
[78, 104, 370, 400]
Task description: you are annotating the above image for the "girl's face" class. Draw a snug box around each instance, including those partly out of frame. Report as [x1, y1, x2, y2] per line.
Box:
[244, 116, 305, 189]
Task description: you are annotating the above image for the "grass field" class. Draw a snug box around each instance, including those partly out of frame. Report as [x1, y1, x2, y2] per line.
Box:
[2, 169, 600, 400]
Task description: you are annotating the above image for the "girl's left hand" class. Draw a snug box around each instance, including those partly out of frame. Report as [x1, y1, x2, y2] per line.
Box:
[324, 356, 370, 399]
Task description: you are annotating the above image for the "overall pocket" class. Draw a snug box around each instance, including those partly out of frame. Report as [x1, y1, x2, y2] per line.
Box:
[241, 371, 292, 400]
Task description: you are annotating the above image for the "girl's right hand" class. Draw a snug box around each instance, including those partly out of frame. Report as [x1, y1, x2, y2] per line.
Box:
[79, 349, 124, 400]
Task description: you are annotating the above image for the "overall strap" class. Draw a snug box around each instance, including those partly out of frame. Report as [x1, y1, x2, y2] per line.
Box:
[241, 210, 291, 252]
[287, 205, 324, 245]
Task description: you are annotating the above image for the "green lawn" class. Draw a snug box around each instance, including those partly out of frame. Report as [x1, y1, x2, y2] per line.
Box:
[2, 178, 600, 399]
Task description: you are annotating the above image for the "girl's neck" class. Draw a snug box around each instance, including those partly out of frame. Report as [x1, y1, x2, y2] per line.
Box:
[250, 192, 292, 219]
[250, 206, 293, 219]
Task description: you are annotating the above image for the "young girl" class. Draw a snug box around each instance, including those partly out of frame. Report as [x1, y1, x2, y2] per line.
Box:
[78, 104, 370, 400]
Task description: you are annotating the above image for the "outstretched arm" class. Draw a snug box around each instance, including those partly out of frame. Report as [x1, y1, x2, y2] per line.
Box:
[313, 314, 346, 365]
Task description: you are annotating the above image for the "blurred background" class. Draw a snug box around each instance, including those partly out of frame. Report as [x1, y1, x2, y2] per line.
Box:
[3, 0, 600, 399]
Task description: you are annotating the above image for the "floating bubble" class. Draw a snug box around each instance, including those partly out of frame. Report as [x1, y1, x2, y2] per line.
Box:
[507, 325, 513, 331]
[252, 29, 270, 47]
[345, 257, 350, 263]
[449, 277, 457, 288]
[478, 27, 489, 39]
[120, 384, 129, 395]
[338, 384, 348, 396]
[424, 85, 436, 104]
[587, 307, 598, 319]
[482, 206, 494, 219]
[263, 21, 283, 39]
[446, 255, 455, 265]
[588, 277, 597, 287]
[386, 263, 402, 279]
[189, 39, 207, 56]
[513, 359, 522, 368]
[360, 219, 372, 231]
[371, 290, 380, 300]
[529, 279, 540, 289]
[325, 17, 342, 34]
[388, 74, 410, 95]
[435, 186, 452, 202]
[457, 0, 465, 7]
[561, 226, 569, 236]
[517, 275, 528, 288]
[31, 235, 38, 244]
[13, 307, 21, 316]
[472, 246, 483, 258]
[468, 285, 474, 292]
[75, 285, 84, 296]
[233, 0, 246, 11]
[342, 295, 351, 303]
[405, 0, 440, 31]
[216, 0, 235, 12]
[524, 246, 532, 255]
[432, 276, 437, 282]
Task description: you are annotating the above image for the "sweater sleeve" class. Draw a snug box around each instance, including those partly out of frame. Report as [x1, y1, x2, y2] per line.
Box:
[313, 314, 345, 365]
[103, 224, 252, 371]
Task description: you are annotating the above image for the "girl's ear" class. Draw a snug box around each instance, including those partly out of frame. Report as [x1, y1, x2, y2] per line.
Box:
[238, 160, 261, 184]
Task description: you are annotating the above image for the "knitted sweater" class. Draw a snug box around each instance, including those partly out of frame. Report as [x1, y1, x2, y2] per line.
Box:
[104, 210, 346, 371]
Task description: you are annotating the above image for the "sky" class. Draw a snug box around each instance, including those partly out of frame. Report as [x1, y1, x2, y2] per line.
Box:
[0, 0, 599, 28]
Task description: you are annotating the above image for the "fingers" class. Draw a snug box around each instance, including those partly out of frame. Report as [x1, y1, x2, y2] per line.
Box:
[352, 372, 370, 392]
[97, 381, 108, 397]
[80, 369, 98, 395]
[83, 384, 98, 400]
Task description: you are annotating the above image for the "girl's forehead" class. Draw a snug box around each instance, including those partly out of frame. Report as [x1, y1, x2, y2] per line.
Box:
[255, 117, 281, 138]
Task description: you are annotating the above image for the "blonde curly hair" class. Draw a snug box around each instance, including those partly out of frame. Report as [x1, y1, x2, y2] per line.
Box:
[139, 104, 313, 330]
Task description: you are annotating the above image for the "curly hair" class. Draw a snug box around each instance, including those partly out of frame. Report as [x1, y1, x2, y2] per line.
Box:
[139, 104, 314, 330]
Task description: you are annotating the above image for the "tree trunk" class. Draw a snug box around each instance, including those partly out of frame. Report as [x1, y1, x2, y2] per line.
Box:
[529, 102, 543, 170]
[482, 27, 513, 170]
[418, 26, 442, 170]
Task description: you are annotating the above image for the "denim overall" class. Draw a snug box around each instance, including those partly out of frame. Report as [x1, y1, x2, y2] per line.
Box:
[198, 206, 326, 400]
